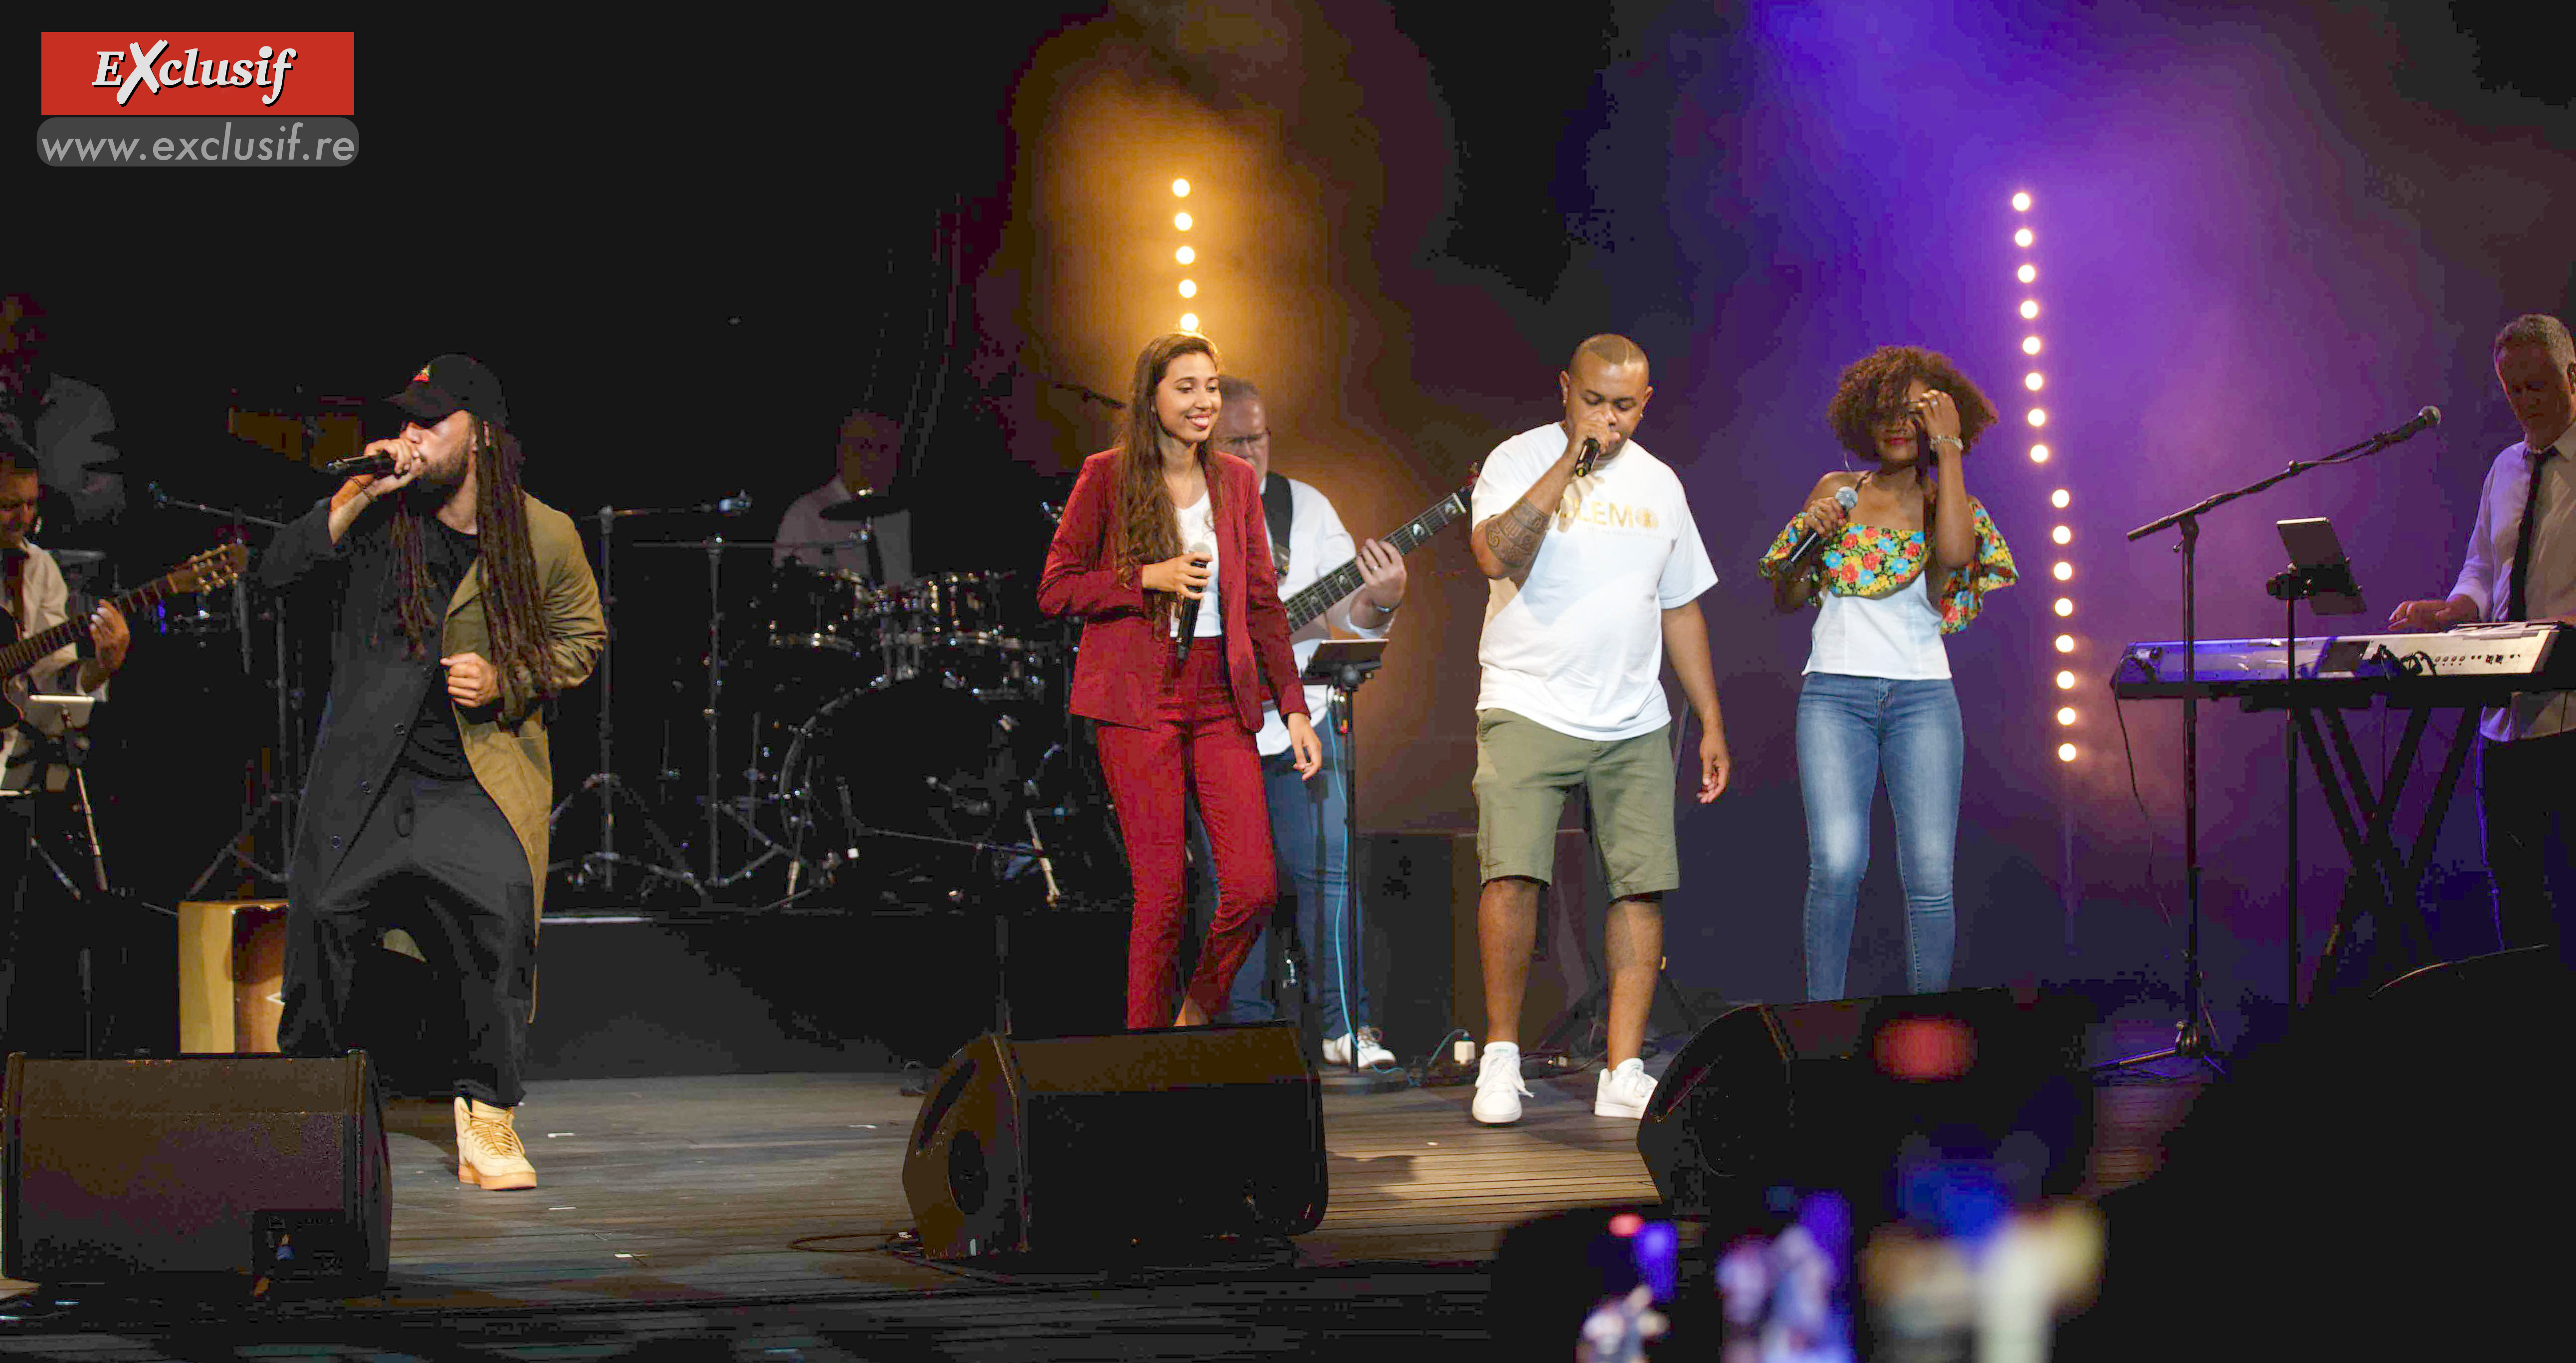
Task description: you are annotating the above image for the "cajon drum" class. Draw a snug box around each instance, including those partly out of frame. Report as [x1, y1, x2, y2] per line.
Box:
[177, 900, 288, 1053]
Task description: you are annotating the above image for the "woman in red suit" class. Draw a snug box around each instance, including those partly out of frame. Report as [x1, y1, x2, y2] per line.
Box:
[1040, 332, 1322, 1029]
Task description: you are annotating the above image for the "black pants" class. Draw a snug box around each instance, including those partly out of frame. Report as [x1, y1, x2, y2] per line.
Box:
[2477, 730, 2576, 958]
[280, 772, 535, 1106]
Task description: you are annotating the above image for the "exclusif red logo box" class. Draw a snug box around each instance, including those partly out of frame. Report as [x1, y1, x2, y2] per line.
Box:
[39, 32, 355, 116]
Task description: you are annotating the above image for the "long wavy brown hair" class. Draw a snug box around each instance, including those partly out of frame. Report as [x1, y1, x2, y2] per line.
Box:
[1111, 332, 1222, 629]
[386, 416, 553, 703]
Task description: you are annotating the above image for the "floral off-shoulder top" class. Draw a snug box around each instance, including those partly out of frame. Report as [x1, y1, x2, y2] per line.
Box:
[1757, 493, 2017, 634]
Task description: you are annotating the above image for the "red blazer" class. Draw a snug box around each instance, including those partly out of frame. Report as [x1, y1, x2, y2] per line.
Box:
[1038, 447, 1308, 733]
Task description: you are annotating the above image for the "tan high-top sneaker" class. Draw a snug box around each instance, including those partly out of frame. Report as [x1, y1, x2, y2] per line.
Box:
[457, 1098, 537, 1190]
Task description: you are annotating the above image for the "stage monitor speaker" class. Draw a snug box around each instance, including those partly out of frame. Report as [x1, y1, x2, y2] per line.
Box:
[901, 1023, 1325, 1260]
[1636, 988, 2093, 1219]
[1, 1053, 390, 1291]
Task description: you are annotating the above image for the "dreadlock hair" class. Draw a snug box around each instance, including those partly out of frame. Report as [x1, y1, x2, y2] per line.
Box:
[1111, 331, 1222, 632]
[386, 415, 554, 702]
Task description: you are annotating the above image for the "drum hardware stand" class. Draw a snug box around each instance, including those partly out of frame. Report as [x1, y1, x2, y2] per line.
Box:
[2109, 412, 2434, 1077]
[727, 686, 856, 905]
[679, 538, 853, 903]
[152, 489, 302, 899]
[544, 504, 712, 904]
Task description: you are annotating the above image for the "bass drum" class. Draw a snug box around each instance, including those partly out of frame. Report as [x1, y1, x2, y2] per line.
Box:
[767, 681, 1119, 909]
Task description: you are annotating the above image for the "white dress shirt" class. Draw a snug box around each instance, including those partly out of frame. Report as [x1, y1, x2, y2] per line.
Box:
[771, 479, 914, 583]
[2447, 424, 2576, 741]
[3, 540, 107, 786]
[1256, 474, 1390, 757]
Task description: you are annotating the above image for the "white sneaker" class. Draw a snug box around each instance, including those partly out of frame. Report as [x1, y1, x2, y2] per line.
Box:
[1472, 1042, 1532, 1125]
[1323, 1027, 1397, 1069]
[1594, 1058, 1656, 1119]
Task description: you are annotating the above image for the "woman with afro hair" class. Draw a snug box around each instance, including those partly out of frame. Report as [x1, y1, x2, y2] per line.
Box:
[1758, 346, 2017, 999]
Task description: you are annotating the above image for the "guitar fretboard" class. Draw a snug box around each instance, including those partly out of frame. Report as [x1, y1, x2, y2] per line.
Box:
[1285, 488, 1470, 631]
[2, 575, 188, 680]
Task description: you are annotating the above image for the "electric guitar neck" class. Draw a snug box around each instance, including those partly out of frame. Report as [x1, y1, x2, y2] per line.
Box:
[1283, 474, 1475, 632]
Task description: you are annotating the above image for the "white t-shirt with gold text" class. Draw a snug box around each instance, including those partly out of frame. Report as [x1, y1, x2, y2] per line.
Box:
[1472, 423, 1717, 741]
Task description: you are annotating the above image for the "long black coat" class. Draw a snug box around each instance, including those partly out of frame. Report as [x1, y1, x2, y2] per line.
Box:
[258, 492, 604, 915]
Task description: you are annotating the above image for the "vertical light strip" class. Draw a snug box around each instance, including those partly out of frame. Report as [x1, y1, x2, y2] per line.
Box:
[2017, 190, 2078, 765]
[1173, 178, 1199, 331]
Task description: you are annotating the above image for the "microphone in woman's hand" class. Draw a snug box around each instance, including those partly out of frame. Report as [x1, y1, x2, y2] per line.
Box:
[1784, 486, 1860, 570]
[1175, 537, 1216, 659]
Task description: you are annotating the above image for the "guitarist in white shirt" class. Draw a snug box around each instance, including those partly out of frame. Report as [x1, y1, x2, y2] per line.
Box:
[0, 452, 129, 789]
[0, 448, 130, 1053]
[1186, 376, 1409, 1068]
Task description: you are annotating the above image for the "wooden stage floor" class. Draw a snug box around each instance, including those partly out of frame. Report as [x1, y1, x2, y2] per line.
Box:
[0, 1063, 2206, 1358]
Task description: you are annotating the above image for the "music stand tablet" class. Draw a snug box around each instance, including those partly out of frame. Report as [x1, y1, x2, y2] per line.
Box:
[2276, 517, 2368, 617]
[1301, 639, 1387, 684]
[25, 694, 96, 724]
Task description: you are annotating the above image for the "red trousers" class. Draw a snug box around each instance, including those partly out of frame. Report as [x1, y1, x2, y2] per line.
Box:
[1091, 648, 1277, 1029]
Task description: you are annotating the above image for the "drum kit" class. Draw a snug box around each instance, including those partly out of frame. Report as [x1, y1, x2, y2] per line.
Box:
[552, 492, 1123, 913]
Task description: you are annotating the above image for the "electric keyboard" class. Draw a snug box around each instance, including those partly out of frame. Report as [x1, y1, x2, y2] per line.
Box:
[2110, 622, 2573, 704]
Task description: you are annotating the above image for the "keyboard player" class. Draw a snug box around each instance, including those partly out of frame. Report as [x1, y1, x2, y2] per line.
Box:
[2388, 313, 2576, 958]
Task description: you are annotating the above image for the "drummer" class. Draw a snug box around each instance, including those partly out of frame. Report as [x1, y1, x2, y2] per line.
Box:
[772, 408, 915, 584]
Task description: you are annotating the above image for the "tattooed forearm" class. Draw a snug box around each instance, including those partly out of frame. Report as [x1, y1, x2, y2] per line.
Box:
[1483, 501, 1552, 575]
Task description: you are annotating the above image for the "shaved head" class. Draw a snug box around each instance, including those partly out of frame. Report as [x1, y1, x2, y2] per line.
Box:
[1570, 333, 1648, 379]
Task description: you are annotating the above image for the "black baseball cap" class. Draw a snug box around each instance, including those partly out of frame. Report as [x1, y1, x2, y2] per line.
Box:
[389, 353, 509, 431]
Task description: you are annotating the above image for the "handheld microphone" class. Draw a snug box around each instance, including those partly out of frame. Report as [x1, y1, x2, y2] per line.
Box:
[1783, 486, 1861, 571]
[1174, 537, 1216, 661]
[715, 491, 754, 515]
[1574, 437, 1601, 478]
[321, 453, 398, 479]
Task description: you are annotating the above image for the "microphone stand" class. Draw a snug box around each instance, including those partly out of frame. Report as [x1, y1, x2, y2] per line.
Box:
[2105, 414, 2435, 1077]
[154, 488, 301, 899]
[542, 502, 715, 904]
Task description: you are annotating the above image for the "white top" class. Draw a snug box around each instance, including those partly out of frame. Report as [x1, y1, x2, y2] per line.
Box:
[2, 539, 107, 786]
[1175, 491, 1222, 639]
[771, 478, 914, 583]
[1805, 569, 1950, 680]
[1472, 423, 1719, 741]
[2448, 424, 2576, 741]
[1254, 474, 1390, 756]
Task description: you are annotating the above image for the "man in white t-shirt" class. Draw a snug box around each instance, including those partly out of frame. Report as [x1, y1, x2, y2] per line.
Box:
[1465, 334, 1730, 1126]
[1186, 376, 1406, 1069]
[772, 409, 914, 583]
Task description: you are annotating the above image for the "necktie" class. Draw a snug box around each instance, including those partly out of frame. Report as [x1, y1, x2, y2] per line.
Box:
[2508, 444, 2557, 623]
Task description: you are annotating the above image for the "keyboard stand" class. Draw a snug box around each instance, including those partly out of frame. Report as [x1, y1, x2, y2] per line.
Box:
[2249, 690, 2477, 999]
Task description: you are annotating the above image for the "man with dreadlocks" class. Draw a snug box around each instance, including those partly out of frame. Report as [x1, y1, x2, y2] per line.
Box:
[258, 354, 604, 1191]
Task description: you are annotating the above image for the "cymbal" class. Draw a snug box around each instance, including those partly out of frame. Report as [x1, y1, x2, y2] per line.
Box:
[819, 491, 910, 522]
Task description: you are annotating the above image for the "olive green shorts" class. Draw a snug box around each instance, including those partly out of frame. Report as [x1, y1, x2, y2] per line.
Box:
[1472, 708, 1679, 900]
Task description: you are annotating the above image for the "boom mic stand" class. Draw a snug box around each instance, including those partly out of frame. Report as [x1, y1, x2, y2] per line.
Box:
[152, 488, 298, 899]
[543, 502, 719, 904]
[2108, 408, 2438, 1076]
